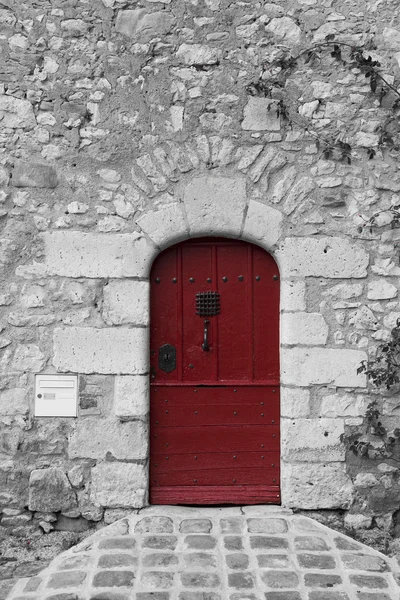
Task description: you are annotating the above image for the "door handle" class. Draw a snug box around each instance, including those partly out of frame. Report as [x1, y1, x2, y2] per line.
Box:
[202, 320, 210, 351]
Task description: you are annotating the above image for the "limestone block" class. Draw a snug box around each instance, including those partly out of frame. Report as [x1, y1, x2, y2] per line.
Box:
[367, 280, 398, 300]
[282, 463, 353, 509]
[29, 468, 77, 512]
[242, 201, 283, 248]
[320, 394, 369, 418]
[354, 472, 378, 488]
[344, 513, 373, 530]
[281, 281, 306, 311]
[348, 306, 378, 330]
[90, 462, 147, 508]
[282, 418, 345, 462]
[241, 97, 281, 131]
[281, 348, 367, 387]
[60, 19, 89, 36]
[281, 387, 310, 418]
[137, 203, 188, 247]
[382, 27, 400, 50]
[11, 344, 46, 372]
[102, 280, 149, 326]
[281, 312, 328, 346]
[0, 96, 36, 129]
[53, 327, 149, 375]
[282, 177, 315, 215]
[265, 17, 301, 47]
[184, 176, 246, 236]
[353, 132, 379, 147]
[323, 283, 363, 300]
[271, 166, 297, 204]
[116, 9, 174, 42]
[176, 43, 221, 65]
[20, 285, 47, 308]
[68, 418, 148, 460]
[12, 161, 58, 188]
[115, 375, 149, 418]
[44, 232, 156, 278]
[277, 237, 369, 278]
[0, 388, 28, 416]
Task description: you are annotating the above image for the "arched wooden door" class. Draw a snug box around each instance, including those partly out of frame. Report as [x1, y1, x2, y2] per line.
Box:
[149, 238, 280, 504]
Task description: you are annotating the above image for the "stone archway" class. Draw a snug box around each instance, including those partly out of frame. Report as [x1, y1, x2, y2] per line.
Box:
[42, 167, 368, 511]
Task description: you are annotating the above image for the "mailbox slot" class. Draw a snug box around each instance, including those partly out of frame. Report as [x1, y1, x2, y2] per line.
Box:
[35, 374, 78, 417]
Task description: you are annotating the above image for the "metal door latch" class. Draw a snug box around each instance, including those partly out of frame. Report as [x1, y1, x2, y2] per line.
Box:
[202, 320, 210, 351]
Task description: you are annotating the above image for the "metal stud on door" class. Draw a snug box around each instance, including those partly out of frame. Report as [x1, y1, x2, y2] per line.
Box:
[150, 238, 280, 505]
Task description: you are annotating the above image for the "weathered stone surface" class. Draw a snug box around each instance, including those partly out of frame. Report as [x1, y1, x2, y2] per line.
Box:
[135, 516, 174, 533]
[184, 176, 246, 236]
[367, 280, 398, 300]
[0, 388, 28, 415]
[282, 418, 345, 462]
[242, 201, 283, 247]
[382, 26, 400, 49]
[281, 348, 367, 387]
[102, 280, 149, 326]
[282, 177, 315, 215]
[247, 518, 287, 534]
[114, 375, 148, 418]
[281, 387, 310, 418]
[11, 344, 47, 372]
[68, 418, 148, 460]
[320, 394, 369, 418]
[242, 97, 281, 131]
[277, 237, 369, 278]
[282, 463, 353, 509]
[180, 519, 212, 533]
[281, 280, 306, 311]
[0, 96, 36, 129]
[281, 312, 328, 346]
[90, 463, 147, 508]
[28, 468, 77, 512]
[44, 232, 155, 278]
[185, 535, 217, 550]
[176, 43, 222, 65]
[265, 17, 302, 46]
[115, 9, 174, 42]
[12, 161, 58, 188]
[53, 327, 148, 374]
[137, 203, 188, 247]
[54, 515, 90, 533]
[93, 570, 135, 587]
[348, 306, 378, 330]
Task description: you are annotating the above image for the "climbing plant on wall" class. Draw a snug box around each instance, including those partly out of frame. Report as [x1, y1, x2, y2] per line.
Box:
[247, 35, 400, 163]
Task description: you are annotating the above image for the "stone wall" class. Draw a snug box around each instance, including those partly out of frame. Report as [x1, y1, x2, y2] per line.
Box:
[1, 0, 400, 541]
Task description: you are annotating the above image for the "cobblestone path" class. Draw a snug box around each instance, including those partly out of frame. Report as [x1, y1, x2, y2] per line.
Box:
[4, 506, 400, 600]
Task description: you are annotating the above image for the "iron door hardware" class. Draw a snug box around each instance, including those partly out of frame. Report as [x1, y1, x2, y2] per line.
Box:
[202, 320, 210, 351]
[159, 343, 176, 373]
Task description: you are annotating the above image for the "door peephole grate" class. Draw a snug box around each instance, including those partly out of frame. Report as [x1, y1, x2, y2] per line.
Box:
[196, 291, 220, 317]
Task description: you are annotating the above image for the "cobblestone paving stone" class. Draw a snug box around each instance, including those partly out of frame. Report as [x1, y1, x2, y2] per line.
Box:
[5, 506, 400, 600]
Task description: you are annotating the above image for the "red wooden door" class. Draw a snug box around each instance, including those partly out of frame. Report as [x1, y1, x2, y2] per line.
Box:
[149, 238, 280, 504]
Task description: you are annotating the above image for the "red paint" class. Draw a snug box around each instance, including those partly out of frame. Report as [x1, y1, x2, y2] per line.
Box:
[150, 238, 280, 504]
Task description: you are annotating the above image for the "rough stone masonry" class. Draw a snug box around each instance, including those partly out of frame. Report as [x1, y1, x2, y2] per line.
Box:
[1, 0, 400, 553]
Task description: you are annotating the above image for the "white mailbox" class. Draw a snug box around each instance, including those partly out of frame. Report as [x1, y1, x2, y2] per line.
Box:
[35, 374, 78, 417]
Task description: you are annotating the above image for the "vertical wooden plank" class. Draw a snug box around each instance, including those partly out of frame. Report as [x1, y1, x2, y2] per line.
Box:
[212, 244, 219, 382]
[181, 243, 215, 382]
[150, 246, 179, 383]
[216, 243, 250, 381]
[253, 245, 280, 382]
[248, 245, 254, 381]
[177, 246, 183, 382]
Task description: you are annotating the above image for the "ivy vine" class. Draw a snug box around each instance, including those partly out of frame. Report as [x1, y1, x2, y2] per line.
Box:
[246, 35, 400, 163]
